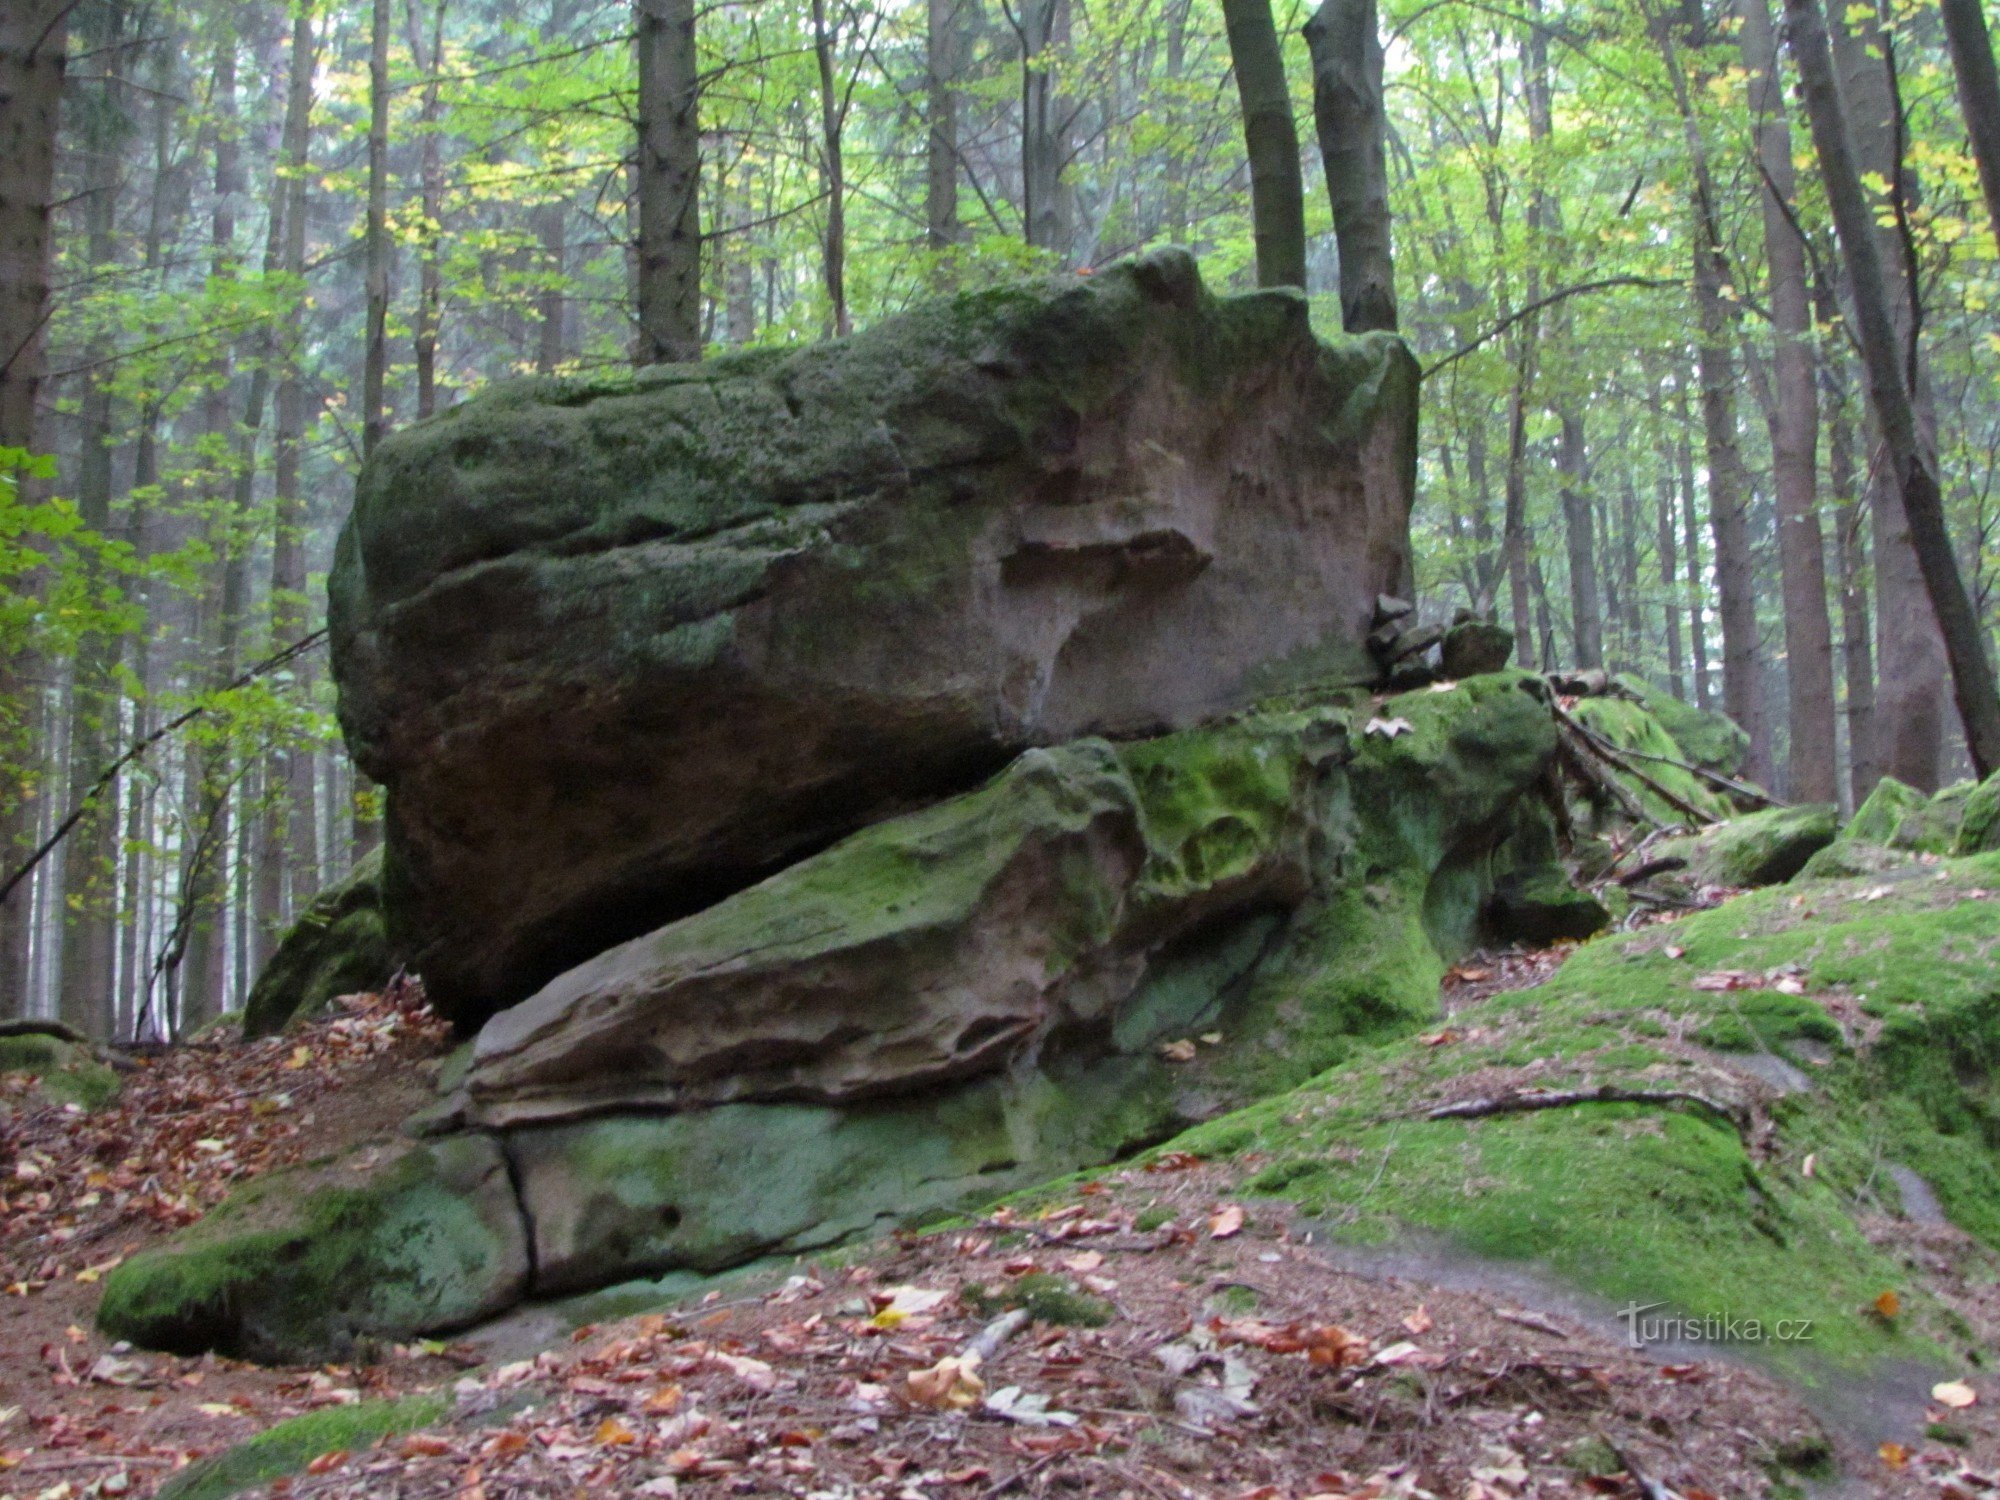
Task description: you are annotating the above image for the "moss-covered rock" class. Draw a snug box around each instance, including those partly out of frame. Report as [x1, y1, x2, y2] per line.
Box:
[1954, 771, 2000, 855]
[1567, 694, 1735, 827]
[1483, 868, 1611, 945]
[242, 848, 392, 1038]
[1653, 802, 1839, 889]
[98, 1133, 528, 1362]
[1182, 850, 2000, 1376]
[331, 250, 1421, 1026]
[1613, 674, 1750, 779]
[0, 1029, 120, 1109]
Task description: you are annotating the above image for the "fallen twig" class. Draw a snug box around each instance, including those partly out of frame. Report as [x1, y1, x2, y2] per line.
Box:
[1553, 704, 1720, 828]
[1492, 1308, 1570, 1339]
[1420, 1084, 1748, 1135]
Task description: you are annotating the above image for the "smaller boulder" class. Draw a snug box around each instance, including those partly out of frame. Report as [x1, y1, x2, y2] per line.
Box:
[242, 850, 393, 1038]
[1484, 869, 1610, 946]
[1654, 804, 1839, 890]
[1440, 620, 1513, 680]
[1953, 771, 2000, 855]
[97, 1133, 528, 1363]
[0, 1029, 119, 1110]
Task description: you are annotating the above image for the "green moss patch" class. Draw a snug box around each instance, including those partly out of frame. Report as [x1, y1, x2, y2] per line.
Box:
[157, 1393, 449, 1500]
[1166, 852, 2000, 1376]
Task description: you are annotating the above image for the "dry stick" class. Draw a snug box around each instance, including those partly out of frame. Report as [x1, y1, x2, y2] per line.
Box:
[1557, 732, 1659, 830]
[1421, 1084, 1748, 1137]
[1551, 704, 1721, 827]
[0, 627, 329, 909]
[1574, 726, 1774, 808]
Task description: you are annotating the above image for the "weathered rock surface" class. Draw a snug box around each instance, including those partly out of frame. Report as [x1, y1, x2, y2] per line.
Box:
[242, 849, 393, 1038]
[331, 251, 1420, 1024]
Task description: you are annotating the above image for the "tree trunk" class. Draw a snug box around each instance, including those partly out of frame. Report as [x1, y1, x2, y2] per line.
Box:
[364, 0, 391, 452]
[1557, 412, 1602, 669]
[1658, 15, 1767, 776]
[1020, 0, 1074, 256]
[1502, 345, 1536, 667]
[926, 0, 964, 256]
[408, 0, 448, 411]
[58, 0, 130, 1039]
[1222, 0, 1307, 288]
[1653, 430, 1686, 700]
[1827, 0, 1951, 788]
[636, 0, 701, 363]
[1785, 0, 2000, 778]
[1303, 0, 1395, 330]
[1740, 0, 1837, 801]
[1942, 0, 2000, 246]
[0, 3, 69, 1014]
[811, 0, 849, 336]
[1673, 376, 1712, 709]
[261, 0, 321, 969]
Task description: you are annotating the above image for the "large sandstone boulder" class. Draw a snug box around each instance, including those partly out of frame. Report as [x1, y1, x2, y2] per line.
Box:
[331, 251, 1419, 1024]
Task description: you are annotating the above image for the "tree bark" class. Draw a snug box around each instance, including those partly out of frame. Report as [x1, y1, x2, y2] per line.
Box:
[1502, 344, 1537, 668]
[408, 0, 448, 411]
[1740, 0, 1837, 801]
[1222, 0, 1307, 288]
[635, 0, 701, 362]
[1303, 0, 1395, 330]
[1785, 0, 2000, 778]
[1019, 0, 1074, 256]
[1941, 0, 2000, 247]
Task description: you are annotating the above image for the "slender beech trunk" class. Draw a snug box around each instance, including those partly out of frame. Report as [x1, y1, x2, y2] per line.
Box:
[1827, 0, 1951, 787]
[1941, 0, 2000, 245]
[635, 0, 701, 362]
[1654, 432, 1687, 699]
[1303, 0, 1395, 330]
[1659, 13, 1767, 776]
[1557, 412, 1603, 668]
[1502, 347, 1537, 667]
[1741, 0, 1837, 801]
[926, 0, 964, 257]
[260, 1, 320, 965]
[59, 0, 130, 1038]
[408, 0, 448, 411]
[1816, 264, 1876, 800]
[1674, 375, 1712, 709]
[1222, 0, 1307, 288]
[1019, 0, 1073, 255]
[0, 1, 69, 1015]
[364, 0, 391, 450]
[1786, 0, 2000, 778]
[811, 0, 849, 336]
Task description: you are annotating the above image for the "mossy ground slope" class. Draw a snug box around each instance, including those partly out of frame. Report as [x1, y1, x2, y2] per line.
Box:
[1173, 851, 2000, 1377]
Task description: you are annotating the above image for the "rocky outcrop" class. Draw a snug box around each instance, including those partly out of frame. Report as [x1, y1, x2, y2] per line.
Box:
[105, 672, 1586, 1357]
[1653, 803, 1840, 890]
[330, 251, 1420, 1025]
[242, 849, 393, 1038]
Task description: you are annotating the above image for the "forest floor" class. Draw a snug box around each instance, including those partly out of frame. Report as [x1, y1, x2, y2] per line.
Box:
[3, 942, 1999, 1500]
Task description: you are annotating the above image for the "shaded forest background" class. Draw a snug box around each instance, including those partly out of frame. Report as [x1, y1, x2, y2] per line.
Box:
[2, 0, 1998, 1041]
